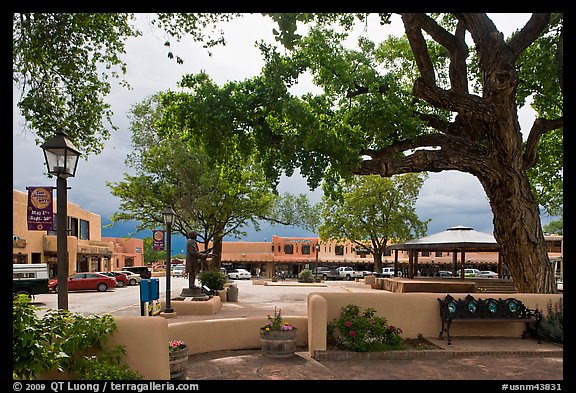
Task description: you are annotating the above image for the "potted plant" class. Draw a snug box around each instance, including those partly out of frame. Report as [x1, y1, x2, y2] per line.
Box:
[259, 307, 298, 358]
[168, 340, 188, 380]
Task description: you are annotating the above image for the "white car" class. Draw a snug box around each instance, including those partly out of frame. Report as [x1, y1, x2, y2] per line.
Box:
[172, 265, 186, 278]
[464, 268, 481, 277]
[228, 268, 252, 280]
[119, 270, 142, 286]
[479, 270, 499, 278]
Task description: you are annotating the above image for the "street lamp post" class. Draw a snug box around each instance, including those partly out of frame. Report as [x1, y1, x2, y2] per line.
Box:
[315, 243, 320, 281]
[41, 129, 81, 311]
[162, 206, 176, 313]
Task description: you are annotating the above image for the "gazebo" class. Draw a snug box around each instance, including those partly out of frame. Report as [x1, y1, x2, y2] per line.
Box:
[388, 225, 501, 279]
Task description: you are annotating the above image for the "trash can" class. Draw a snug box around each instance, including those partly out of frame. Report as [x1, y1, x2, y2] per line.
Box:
[227, 284, 238, 302]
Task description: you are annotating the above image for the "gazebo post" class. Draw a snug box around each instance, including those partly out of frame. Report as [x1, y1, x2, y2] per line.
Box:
[408, 250, 414, 279]
[414, 251, 419, 277]
[498, 253, 502, 278]
[460, 251, 466, 279]
[394, 250, 399, 277]
[452, 251, 458, 277]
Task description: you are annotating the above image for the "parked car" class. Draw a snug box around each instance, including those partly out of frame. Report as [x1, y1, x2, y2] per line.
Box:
[464, 268, 482, 277]
[119, 270, 142, 286]
[98, 271, 129, 287]
[172, 265, 186, 278]
[381, 267, 402, 277]
[479, 270, 499, 278]
[437, 270, 454, 277]
[228, 268, 252, 280]
[122, 266, 152, 279]
[13, 263, 50, 297]
[48, 273, 117, 293]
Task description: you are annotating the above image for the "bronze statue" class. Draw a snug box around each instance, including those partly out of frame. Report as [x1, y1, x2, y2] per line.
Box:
[182, 230, 214, 297]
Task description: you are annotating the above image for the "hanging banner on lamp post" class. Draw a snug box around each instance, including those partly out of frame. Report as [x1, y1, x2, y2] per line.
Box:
[153, 229, 165, 250]
[27, 186, 54, 231]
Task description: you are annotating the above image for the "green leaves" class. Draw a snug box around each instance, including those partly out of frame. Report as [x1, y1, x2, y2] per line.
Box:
[13, 13, 140, 156]
[12, 295, 140, 380]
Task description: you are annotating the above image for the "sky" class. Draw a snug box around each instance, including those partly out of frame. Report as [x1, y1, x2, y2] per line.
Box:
[13, 13, 558, 254]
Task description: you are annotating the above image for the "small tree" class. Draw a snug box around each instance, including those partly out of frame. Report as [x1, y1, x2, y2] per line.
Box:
[319, 173, 429, 273]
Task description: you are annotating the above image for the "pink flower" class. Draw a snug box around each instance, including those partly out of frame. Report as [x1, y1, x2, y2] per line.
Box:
[389, 325, 395, 331]
[345, 321, 352, 327]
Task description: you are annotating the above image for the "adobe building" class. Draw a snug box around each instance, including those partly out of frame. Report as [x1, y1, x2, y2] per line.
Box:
[218, 232, 562, 280]
[12, 189, 143, 277]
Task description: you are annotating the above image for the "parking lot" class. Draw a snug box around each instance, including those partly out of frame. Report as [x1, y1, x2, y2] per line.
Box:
[29, 276, 366, 318]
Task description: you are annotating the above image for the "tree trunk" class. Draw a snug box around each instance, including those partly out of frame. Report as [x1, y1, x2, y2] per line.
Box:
[479, 170, 556, 293]
[372, 252, 383, 274]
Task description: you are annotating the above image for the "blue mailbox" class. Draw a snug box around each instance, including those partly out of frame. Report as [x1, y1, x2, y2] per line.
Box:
[140, 278, 159, 303]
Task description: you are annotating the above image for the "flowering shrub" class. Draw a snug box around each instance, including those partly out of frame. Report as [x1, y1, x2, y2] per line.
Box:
[261, 307, 294, 332]
[169, 340, 187, 353]
[327, 304, 404, 352]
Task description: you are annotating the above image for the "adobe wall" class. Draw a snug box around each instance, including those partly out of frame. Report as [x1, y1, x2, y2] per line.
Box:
[306, 291, 563, 356]
[103, 292, 560, 380]
[168, 316, 308, 355]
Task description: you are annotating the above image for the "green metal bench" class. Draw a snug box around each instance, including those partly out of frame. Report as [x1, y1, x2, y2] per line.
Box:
[437, 294, 542, 345]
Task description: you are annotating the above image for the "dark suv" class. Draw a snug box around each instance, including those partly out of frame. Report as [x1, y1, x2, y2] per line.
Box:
[122, 266, 152, 279]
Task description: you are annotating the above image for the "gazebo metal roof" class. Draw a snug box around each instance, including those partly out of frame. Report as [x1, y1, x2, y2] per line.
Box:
[388, 225, 500, 252]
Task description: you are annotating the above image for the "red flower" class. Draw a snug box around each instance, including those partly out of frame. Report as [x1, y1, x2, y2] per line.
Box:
[349, 330, 356, 337]
[345, 321, 352, 327]
[389, 325, 395, 331]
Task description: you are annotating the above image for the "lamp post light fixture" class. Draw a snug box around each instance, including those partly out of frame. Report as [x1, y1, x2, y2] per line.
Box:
[41, 129, 81, 311]
[315, 243, 320, 281]
[162, 206, 177, 313]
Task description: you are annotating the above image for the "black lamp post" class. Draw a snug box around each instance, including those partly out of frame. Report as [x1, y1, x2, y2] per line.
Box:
[162, 206, 176, 313]
[41, 129, 81, 311]
[315, 243, 320, 281]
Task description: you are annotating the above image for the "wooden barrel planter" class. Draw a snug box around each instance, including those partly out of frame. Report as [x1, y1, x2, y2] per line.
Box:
[169, 346, 189, 380]
[259, 328, 298, 358]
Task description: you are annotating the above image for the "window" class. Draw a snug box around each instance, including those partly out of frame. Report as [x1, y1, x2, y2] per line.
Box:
[435, 251, 443, 257]
[301, 245, 311, 255]
[68, 217, 79, 237]
[335, 245, 344, 255]
[284, 244, 294, 254]
[384, 248, 392, 256]
[421, 251, 430, 257]
[80, 219, 90, 240]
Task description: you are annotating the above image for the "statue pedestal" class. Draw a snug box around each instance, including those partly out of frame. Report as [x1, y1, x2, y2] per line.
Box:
[180, 286, 208, 300]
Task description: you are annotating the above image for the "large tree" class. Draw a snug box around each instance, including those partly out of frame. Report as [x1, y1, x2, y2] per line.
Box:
[319, 173, 429, 273]
[108, 93, 319, 268]
[158, 13, 562, 293]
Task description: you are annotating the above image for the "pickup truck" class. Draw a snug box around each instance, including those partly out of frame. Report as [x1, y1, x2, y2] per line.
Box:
[13, 263, 50, 297]
[323, 267, 364, 281]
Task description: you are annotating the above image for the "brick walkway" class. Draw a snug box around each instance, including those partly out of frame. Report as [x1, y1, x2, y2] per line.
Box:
[184, 337, 563, 381]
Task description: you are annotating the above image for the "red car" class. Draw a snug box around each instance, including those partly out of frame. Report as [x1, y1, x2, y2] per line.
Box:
[98, 271, 129, 287]
[48, 272, 117, 292]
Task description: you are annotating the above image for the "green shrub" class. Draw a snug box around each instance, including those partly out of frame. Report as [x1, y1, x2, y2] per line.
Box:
[327, 304, 404, 352]
[538, 298, 563, 343]
[198, 269, 227, 290]
[298, 268, 314, 283]
[13, 294, 141, 380]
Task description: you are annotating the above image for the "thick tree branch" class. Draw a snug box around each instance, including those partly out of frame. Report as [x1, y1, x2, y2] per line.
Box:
[410, 14, 469, 94]
[413, 78, 495, 116]
[523, 117, 563, 169]
[508, 13, 550, 60]
[401, 13, 435, 86]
